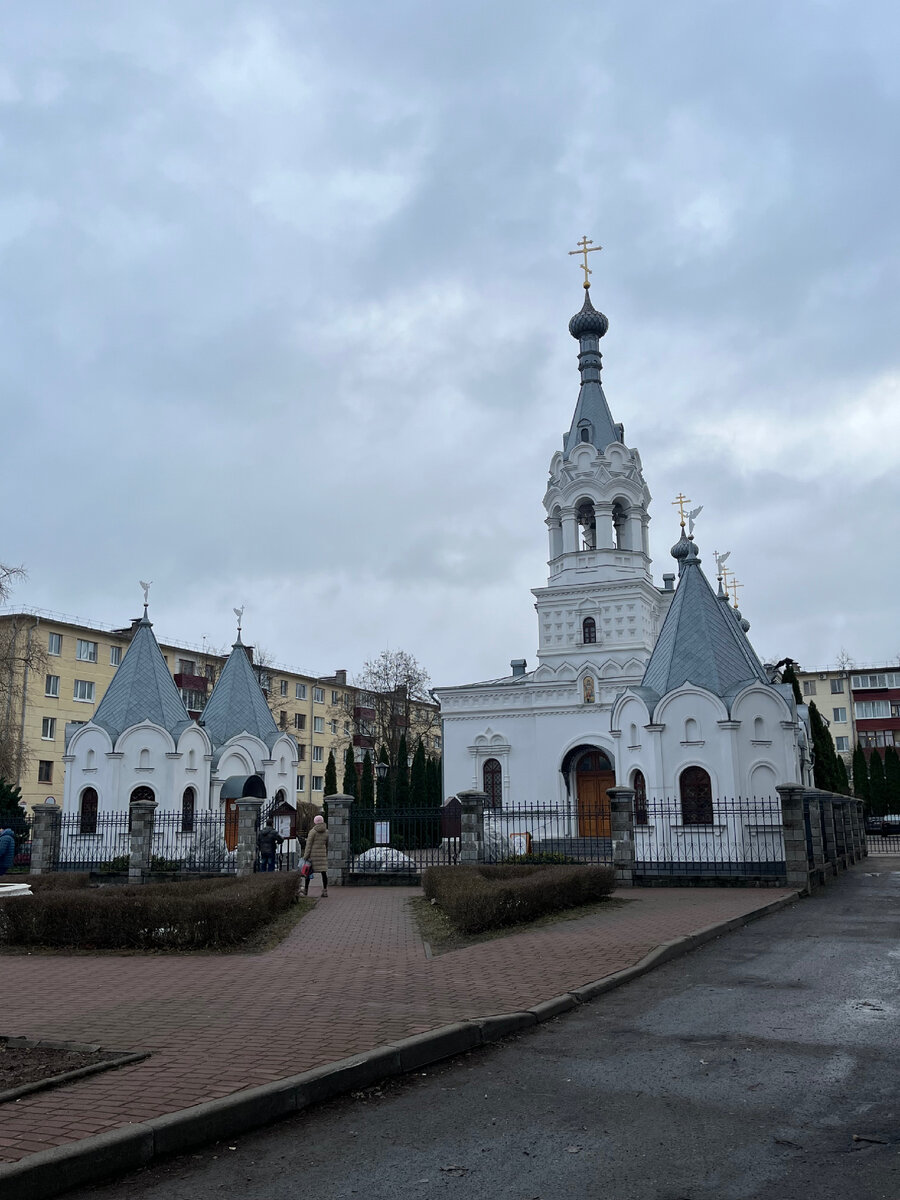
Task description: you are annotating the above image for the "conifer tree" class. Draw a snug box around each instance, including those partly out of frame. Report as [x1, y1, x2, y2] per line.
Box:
[410, 740, 427, 807]
[835, 756, 850, 796]
[360, 750, 375, 807]
[342, 745, 358, 798]
[781, 662, 803, 706]
[324, 750, 338, 797]
[394, 733, 410, 811]
[809, 702, 839, 793]
[883, 745, 900, 810]
[869, 749, 888, 816]
[852, 743, 870, 804]
[0, 778, 23, 825]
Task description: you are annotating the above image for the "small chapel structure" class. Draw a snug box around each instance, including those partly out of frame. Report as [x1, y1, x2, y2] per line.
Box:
[435, 257, 812, 839]
[63, 602, 298, 838]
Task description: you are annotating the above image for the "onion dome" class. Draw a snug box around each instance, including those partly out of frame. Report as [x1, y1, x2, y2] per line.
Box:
[568, 288, 609, 340]
[671, 532, 692, 561]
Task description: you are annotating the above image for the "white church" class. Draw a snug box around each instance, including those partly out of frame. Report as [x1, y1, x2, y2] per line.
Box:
[435, 270, 813, 845]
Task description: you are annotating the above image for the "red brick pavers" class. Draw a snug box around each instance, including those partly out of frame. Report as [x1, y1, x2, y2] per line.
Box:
[0, 884, 794, 1163]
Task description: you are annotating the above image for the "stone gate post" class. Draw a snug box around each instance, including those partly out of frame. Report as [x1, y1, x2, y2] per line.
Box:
[325, 794, 354, 886]
[129, 799, 157, 884]
[776, 785, 811, 893]
[805, 795, 826, 887]
[607, 786, 636, 887]
[29, 803, 61, 876]
[818, 795, 838, 876]
[456, 790, 486, 866]
[235, 798, 263, 878]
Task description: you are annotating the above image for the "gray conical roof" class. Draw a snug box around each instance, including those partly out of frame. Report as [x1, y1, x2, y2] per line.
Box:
[200, 637, 278, 748]
[641, 540, 768, 701]
[563, 286, 621, 457]
[92, 612, 192, 743]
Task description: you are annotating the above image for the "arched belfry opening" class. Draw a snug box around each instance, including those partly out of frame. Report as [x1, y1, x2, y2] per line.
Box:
[612, 500, 628, 550]
[576, 499, 597, 550]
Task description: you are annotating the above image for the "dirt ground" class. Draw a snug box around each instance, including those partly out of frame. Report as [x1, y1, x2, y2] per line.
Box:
[0, 1044, 121, 1091]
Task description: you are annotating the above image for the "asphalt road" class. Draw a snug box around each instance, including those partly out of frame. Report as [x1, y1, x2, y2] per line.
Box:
[74, 861, 900, 1200]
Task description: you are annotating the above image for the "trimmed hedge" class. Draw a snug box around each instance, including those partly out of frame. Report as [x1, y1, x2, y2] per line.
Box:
[421, 863, 616, 934]
[27, 873, 91, 892]
[0, 873, 298, 950]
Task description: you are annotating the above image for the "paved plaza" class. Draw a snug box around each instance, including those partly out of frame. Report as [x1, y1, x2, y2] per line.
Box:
[0, 883, 796, 1164]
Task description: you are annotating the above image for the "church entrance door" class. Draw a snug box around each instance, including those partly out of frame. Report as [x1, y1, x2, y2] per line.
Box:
[575, 753, 614, 838]
[224, 797, 239, 851]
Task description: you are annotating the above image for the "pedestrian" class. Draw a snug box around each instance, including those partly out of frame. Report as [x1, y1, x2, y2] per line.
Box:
[0, 826, 15, 877]
[256, 819, 284, 872]
[300, 813, 328, 897]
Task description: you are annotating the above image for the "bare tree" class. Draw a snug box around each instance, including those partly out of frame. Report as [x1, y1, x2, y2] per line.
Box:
[835, 648, 854, 671]
[353, 649, 439, 765]
[0, 564, 47, 784]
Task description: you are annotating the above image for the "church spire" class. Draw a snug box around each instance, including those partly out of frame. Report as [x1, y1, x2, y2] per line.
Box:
[563, 243, 621, 456]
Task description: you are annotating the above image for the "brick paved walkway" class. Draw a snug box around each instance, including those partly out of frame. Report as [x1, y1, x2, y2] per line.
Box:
[0, 884, 794, 1163]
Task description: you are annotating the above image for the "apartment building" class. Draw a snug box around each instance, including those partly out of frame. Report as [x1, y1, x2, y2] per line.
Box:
[795, 666, 855, 765]
[849, 667, 900, 757]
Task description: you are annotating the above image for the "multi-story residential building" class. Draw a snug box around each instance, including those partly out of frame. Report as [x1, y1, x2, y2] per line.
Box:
[795, 666, 855, 766]
[849, 667, 900, 758]
[0, 608, 356, 811]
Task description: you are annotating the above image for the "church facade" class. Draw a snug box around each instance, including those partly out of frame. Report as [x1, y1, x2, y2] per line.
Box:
[435, 275, 810, 840]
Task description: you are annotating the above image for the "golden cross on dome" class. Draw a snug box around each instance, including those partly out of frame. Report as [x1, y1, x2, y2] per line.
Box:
[569, 235, 602, 288]
[672, 492, 691, 529]
[720, 563, 733, 598]
[731, 579, 744, 609]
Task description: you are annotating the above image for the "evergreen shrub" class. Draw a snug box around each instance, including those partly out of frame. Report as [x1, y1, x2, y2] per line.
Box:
[421, 864, 615, 934]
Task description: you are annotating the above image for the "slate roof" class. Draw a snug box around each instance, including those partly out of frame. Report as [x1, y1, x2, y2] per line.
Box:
[640, 539, 769, 703]
[563, 287, 621, 457]
[92, 612, 192, 743]
[199, 637, 279, 749]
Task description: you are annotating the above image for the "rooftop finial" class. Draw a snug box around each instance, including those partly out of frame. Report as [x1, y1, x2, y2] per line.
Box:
[686, 504, 703, 538]
[139, 579, 152, 618]
[233, 605, 244, 640]
[568, 234, 602, 289]
[672, 492, 690, 533]
[731, 579, 744, 610]
[720, 561, 733, 600]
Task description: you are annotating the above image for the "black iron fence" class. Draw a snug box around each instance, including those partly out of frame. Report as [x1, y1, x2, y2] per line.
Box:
[634, 796, 785, 881]
[484, 803, 613, 865]
[865, 812, 900, 855]
[58, 811, 131, 873]
[349, 805, 459, 878]
[151, 810, 237, 875]
[5, 814, 32, 874]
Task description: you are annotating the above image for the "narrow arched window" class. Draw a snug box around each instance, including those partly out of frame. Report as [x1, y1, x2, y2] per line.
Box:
[188, 748, 196, 769]
[580, 428, 590, 442]
[684, 718, 699, 742]
[139, 748, 150, 768]
[582, 617, 597, 644]
[576, 500, 597, 550]
[86, 748, 95, 769]
[753, 716, 765, 740]
[632, 770, 648, 825]
[612, 502, 627, 550]
[79, 787, 98, 835]
[181, 786, 196, 833]
[680, 767, 713, 825]
[483, 758, 502, 810]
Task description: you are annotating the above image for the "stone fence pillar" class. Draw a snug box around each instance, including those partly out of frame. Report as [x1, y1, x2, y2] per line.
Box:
[29, 803, 61, 876]
[818, 796, 838, 876]
[805, 795, 826, 887]
[325, 794, 354, 886]
[456, 790, 486, 866]
[129, 800, 157, 884]
[777, 785, 811, 893]
[607, 787, 635, 887]
[838, 800, 854, 865]
[831, 797, 848, 868]
[235, 798, 263, 878]
[856, 800, 867, 858]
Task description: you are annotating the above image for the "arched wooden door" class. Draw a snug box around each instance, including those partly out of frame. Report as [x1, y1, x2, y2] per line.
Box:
[575, 751, 614, 837]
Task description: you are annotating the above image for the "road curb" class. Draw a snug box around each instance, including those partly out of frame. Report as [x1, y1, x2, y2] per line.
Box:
[0, 889, 800, 1200]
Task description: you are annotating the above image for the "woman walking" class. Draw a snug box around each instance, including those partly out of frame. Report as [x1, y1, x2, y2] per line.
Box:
[301, 813, 329, 897]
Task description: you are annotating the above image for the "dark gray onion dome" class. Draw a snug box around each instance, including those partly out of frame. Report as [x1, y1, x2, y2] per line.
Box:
[671, 532, 692, 561]
[568, 288, 609, 339]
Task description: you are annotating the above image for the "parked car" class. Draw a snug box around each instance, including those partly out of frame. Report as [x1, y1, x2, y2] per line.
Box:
[865, 815, 883, 835]
[880, 815, 900, 836]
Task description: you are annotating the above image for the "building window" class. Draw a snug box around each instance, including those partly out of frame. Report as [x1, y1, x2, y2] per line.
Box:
[178, 658, 196, 675]
[280, 679, 288, 697]
[851, 672, 900, 690]
[312, 775, 324, 791]
[331, 689, 340, 704]
[180, 689, 205, 710]
[41, 717, 56, 740]
[855, 700, 890, 720]
[802, 680, 816, 696]
[73, 679, 95, 703]
[294, 713, 306, 731]
[314, 687, 324, 704]
[206, 664, 216, 681]
[76, 639, 98, 663]
[79, 787, 99, 835]
[680, 766, 713, 825]
[632, 770, 648, 824]
[835, 737, 850, 752]
[279, 710, 288, 729]
[313, 716, 324, 733]
[297, 745, 306, 760]
[312, 746, 323, 762]
[582, 617, 597, 644]
[830, 678, 844, 694]
[296, 683, 307, 700]
[38, 760, 53, 783]
[48, 632, 61, 656]
[258, 672, 271, 694]
[181, 787, 196, 833]
[832, 707, 847, 724]
[45, 674, 60, 698]
[110, 645, 121, 666]
[329, 719, 338, 735]
[297, 775, 306, 791]
[344, 721, 351, 737]
[482, 758, 502, 809]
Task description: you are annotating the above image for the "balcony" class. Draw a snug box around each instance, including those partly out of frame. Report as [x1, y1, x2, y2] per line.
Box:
[174, 674, 209, 693]
[354, 705, 375, 720]
[353, 733, 375, 749]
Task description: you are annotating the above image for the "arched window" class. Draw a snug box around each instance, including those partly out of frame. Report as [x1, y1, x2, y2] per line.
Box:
[79, 787, 98, 835]
[684, 718, 700, 742]
[680, 767, 713, 825]
[576, 500, 596, 550]
[482, 758, 502, 810]
[181, 786, 196, 833]
[580, 428, 590, 442]
[582, 617, 597, 644]
[139, 748, 150, 769]
[612, 501, 628, 550]
[86, 748, 95, 769]
[629, 723, 639, 747]
[188, 748, 196, 770]
[129, 784, 154, 831]
[632, 770, 648, 825]
[753, 716, 766, 740]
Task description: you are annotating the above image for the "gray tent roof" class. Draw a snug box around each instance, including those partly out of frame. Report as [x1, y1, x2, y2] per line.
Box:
[92, 612, 192, 743]
[200, 637, 279, 748]
[641, 538, 769, 702]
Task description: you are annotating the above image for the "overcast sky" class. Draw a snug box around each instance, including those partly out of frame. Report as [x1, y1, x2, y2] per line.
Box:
[2, 0, 898, 689]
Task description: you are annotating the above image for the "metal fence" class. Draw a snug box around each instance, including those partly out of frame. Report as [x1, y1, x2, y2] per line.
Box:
[865, 814, 900, 856]
[634, 796, 785, 881]
[6, 814, 32, 874]
[151, 810, 238, 875]
[484, 803, 613, 865]
[349, 805, 460, 878]
[58, 811, 131, 873]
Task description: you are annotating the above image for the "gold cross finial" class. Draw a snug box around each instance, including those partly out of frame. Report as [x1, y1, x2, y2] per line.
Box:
[720, 563, 732, 598]
[672, 492, 690, 529]
[569, 235, 602, 289]
[731, 579, 744, 609]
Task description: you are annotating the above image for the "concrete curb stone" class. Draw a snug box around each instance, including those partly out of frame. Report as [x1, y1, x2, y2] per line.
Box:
[0, 889, 801, 1200]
